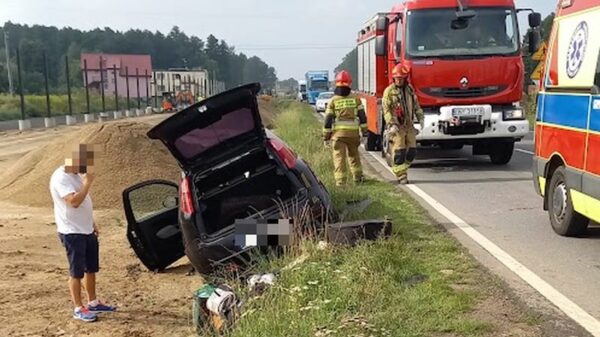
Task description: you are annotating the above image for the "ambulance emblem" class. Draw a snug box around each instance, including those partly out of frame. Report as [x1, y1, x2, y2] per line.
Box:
[566, 21, 588, 79]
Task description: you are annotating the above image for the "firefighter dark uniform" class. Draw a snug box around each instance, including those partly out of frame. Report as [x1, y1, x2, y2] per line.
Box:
[323, 71, 368, 186]
[383, 63, 424, 183]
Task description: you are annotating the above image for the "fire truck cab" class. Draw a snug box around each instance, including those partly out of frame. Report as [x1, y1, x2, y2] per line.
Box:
[356, 0, 541, 165]
[533, 0, 600, 237]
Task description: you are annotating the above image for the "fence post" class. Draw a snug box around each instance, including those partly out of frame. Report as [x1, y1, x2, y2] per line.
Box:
[16, 47, 30, 130]
[135, 68, 141, 114]
[42, 51, 55, 128]
[125, 66, 131, 116]
[99, 56, 106, 115]
[65, 55, 75, 125]
[83, 59, 92, 122]
[113, 64, 121, 119]
[145, 69, 150, 113]
[153, 71, 158, 109]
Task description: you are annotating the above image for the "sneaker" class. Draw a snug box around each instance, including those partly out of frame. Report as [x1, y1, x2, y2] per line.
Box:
[73, 307, 97, 322]
[398, 175, 409, 185]
[87, 301, 117, 313]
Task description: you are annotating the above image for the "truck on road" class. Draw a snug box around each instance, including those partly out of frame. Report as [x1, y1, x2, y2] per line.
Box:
[305, 71, 330, 105]
[298, 80, 308, 102]
[533, 0, 600, 237]
[357, 0, 541, 165]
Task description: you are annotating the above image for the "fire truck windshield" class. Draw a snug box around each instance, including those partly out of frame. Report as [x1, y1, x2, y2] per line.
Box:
[406, 7, 519, 58]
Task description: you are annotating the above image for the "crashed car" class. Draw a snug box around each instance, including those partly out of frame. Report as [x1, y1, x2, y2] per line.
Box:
[122, 83, 334, 274]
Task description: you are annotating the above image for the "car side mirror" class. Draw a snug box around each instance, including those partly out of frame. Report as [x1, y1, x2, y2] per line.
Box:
[528, 30, 541, 54]
[163, 196, 178, 208]
[529, 12, 542, 28]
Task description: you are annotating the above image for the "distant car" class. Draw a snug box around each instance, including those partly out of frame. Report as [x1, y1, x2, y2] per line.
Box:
[315, 92, 334, 112]
[122, 83, 335, 274]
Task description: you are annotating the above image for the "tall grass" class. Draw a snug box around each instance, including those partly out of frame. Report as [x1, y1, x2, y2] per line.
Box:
[0, 90, 152, 121]
[219, 101, 508, 337]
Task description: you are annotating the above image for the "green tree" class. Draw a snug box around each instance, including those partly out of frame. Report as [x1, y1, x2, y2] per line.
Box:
[335, 47, 358, 89]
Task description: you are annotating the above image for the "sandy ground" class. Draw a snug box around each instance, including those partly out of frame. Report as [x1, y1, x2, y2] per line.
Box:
[0, 115, 205, 337]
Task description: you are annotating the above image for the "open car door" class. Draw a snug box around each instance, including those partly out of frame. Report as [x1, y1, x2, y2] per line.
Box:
[122, 180, 183, 271]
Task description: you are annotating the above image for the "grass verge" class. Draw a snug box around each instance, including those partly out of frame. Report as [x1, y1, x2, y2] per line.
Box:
[221, 101, 521, 337]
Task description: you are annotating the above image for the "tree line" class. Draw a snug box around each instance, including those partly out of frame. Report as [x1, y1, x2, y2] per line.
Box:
[0, 22, 278, 94]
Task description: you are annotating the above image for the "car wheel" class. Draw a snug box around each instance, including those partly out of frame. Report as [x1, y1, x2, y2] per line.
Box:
[489, 142, 514, 165]
[547, 166, 589, 237]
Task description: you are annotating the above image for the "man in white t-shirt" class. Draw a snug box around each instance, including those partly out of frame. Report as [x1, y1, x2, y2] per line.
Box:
[49, 144, 116, 322]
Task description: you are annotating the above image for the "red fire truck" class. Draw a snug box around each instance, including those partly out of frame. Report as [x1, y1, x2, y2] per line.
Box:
[533, 0, 600, 237]
[357, 0, 541, 165]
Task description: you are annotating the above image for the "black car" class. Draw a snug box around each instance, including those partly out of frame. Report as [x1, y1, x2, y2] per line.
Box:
[122, 83, 334, 274]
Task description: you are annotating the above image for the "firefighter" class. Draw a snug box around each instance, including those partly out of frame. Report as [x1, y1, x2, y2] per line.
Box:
[323, 70, 368, 186]
[383, 63, 424, 184]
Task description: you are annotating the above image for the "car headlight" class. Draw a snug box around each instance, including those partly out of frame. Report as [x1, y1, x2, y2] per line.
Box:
[503, 108, 524, 120]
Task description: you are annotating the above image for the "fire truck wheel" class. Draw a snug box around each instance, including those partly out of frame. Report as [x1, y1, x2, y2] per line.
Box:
[547, 166, 589, 237]
[489, 142, 514, 165]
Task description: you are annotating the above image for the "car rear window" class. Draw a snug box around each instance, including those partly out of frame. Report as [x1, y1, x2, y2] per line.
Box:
[174, 107, 255, 159]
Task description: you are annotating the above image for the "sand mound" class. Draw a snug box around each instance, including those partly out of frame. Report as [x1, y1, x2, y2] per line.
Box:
[0, 121, 180, 209]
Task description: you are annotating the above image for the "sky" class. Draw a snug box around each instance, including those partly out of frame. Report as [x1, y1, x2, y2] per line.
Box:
[0, 0, 555, 81]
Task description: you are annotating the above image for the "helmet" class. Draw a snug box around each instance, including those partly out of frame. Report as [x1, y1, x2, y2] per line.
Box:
[335, 70, 352, 87]
[392, 63, 411, 79]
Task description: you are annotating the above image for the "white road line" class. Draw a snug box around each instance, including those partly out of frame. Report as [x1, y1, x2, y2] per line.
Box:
[516, 148, 535, 155]
[365, 150, 600, 336]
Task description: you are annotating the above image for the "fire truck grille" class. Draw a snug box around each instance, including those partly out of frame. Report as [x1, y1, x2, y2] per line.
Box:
[423, 86, 506, 98]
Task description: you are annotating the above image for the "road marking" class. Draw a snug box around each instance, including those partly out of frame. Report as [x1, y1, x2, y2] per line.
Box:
[516, 148, 535, 155]
[364, 150, 600, 336]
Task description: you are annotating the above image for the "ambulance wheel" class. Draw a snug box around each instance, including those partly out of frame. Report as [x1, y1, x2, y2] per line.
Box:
[489, 142, 514, 165]
[547, 166, 589, 237]
[365, 131, 379, 151]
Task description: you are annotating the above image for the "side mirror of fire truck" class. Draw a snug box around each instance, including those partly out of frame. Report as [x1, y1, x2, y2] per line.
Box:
[529, 12, 542, 28]
[528, 30, 541, 54]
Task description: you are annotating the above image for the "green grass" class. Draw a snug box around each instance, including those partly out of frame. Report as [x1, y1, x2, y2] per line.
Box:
[0, 91, 152, 121]
[214, 101, 501, 337]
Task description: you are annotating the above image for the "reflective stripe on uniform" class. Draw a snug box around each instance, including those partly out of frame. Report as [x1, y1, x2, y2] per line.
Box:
[333, 120, 360, 131]
[334, 98, 358, 110]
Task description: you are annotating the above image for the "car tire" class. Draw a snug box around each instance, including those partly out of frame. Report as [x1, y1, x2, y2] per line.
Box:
[547, 166, 589, 237]
[489, 142, 514, 165]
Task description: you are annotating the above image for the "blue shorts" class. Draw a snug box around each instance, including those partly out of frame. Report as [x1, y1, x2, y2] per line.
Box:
[58, 233, 99, 279]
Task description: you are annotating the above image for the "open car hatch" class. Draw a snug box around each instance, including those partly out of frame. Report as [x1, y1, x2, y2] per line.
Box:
[147, 83, 266, 171]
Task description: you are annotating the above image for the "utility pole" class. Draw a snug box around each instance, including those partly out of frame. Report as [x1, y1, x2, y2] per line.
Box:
[4, 30, 14, 95]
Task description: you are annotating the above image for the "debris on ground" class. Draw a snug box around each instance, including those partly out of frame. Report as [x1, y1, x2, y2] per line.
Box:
[247, 273, 277, 295]
[339, 198, 374, 220]
[326, 219, 392, 246]
[192, 283, 241, 334]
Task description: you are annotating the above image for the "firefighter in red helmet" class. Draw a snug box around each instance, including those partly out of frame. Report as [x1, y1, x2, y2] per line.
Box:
[383, 62, 424, 184]
[323, 70, 368, 186]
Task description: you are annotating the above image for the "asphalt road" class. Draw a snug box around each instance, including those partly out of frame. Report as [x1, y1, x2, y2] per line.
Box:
[366, 131, 600, 329]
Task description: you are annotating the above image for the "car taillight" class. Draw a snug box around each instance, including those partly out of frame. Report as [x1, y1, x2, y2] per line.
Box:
[269, 138, 297, 169]
[179, 176, 195, 217]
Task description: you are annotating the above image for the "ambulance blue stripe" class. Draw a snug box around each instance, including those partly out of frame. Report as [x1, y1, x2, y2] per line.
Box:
[540, 93, 589, 130]
[590, 96, 600, 133]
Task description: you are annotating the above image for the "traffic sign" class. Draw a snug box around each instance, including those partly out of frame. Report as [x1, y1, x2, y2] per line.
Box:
[531, 62, 544, 80]
[532, 42, 547, 61]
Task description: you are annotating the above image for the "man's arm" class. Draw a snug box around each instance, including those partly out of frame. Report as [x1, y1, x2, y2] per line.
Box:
[63, 174, 94, 208]
[382, 87, 394, 125]
[323, 101, 335, 141]
[356, 98, 368, 135]
[410, 86, 424, 125]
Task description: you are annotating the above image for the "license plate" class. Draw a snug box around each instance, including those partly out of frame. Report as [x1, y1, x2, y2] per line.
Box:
[452, 107, 484, 117]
